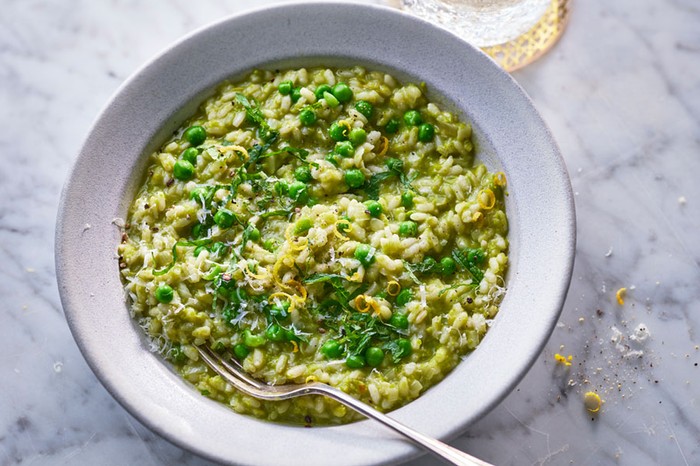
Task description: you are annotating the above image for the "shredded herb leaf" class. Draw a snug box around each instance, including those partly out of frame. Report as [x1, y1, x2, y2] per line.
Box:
[153, 239, 211, 276]
[235, 93, 278, 142]
[365, 171, 395, 200]
[452, 248, 486, 283]
[438, 282, 475, 297]
[406, 257, 440, 274]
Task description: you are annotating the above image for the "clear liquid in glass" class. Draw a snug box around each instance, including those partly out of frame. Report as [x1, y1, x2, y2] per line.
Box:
[401, 0, 551, 47]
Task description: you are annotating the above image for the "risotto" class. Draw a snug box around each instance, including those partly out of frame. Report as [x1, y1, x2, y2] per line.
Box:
[117, 67, 509, 425]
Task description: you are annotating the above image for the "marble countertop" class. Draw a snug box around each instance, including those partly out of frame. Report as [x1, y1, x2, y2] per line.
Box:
[1, 0, 698, 465]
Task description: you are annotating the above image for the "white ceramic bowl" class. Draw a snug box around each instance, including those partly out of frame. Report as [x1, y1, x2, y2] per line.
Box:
[56, 3, 575, 465]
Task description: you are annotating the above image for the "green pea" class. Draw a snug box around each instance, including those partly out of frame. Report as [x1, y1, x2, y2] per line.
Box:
[284, 328, 298, 342]
[274, 180, 289, 196]
[365, 347, 385, 367]
[396, 289, 412, 307]
[299, 108, 317, 126]
[332, 82, 353, 103]
[189, 186, 210, 201]
[244, 226, 260, 242]
[468, 248, 486, 264]
[233, 343, 250, 359]
[418, 123, 435, 142]
[345, 354, 366, 369]
[389, 313, 409, 329]
[385, 118, 400, 134]
[399, 220, 418, 237]
[403, 110, 423, 126]
[364, 200, 382, 218]
[210, 242, 229, 258]
[294, 218, 314, 235]
[329, 122, 349, 141]
[214, 209, 235, 229]
[191, 223, 204, 238]
[266, 324, 286, 342]
[395, 338, 413, 359]
[183, 125, 207, 146]
[354, 243, 375, 267]
[288, 181, 307, 200]
[345, 168, 365, 189]
[325, 153, 339, 166]
[315, 84, 332, 100]
[323, 91, 340, 108]
[181, 147, 199, 165]
[263, 238, 277, 252]
[278, 80, 293, 95]
[348, 128, 367, 146]
[320, 339, 343, 359]
[291, 87, 302, 102]
[173, 160, 195, 181]
[422, 256, 439, 273]
[243, 329, 266, 348]
[440, 257, 456, 275]
[203, 264, 221, 281]
[355, 100, 374, 119]
[386, 157, 404, 172]
[294, 165, 313, 182]
[269, 300, 290, 319]
[335, 140, 354, 157]
[193, 245, 207, 257]
[155, 284, 174, 303]
[401, 191, 414, 208]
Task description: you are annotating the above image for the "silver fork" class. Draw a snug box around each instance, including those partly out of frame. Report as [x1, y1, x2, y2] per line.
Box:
[197, 346, 493, 466]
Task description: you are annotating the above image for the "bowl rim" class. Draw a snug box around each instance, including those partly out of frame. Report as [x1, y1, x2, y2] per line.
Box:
[55, 2, 575, 465]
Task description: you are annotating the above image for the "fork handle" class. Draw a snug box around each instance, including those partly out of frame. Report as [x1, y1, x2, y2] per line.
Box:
[312, 384, 493, 466]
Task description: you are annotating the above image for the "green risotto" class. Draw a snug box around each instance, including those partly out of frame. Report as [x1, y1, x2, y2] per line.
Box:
[118, 67, 508, 425]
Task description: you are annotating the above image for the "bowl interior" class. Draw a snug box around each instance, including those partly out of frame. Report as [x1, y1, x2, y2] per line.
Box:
[56, 3, 575, 466]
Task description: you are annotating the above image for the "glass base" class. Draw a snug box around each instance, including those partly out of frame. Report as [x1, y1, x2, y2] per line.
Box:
[480, 0, 571, 71]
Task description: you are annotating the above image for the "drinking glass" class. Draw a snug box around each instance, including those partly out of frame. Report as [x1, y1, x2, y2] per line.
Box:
[399, 0, 571, 71]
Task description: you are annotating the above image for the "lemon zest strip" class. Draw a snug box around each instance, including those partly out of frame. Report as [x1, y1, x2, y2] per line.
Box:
[477, 188, 496, 210]
[616, 287, 626, 305]
[386, 280, 401, 296]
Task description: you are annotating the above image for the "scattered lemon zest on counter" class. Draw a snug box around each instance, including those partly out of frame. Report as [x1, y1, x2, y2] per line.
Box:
[584, 391, 602, 413]
[616, 287, 627, 305]
[555, 353, 573, 366]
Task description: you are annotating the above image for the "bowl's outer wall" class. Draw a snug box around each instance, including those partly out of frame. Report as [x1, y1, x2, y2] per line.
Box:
[56, 3, 575, 466]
